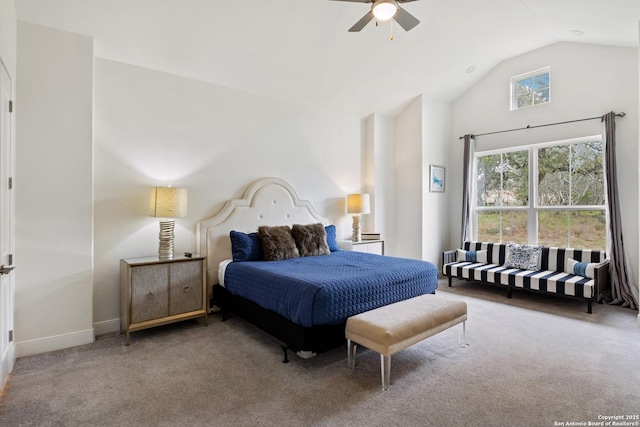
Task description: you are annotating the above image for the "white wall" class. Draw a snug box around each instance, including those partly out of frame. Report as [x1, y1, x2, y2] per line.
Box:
[395, 97, 424, 259]
[15, 22, 94, 356]
[0, 0, 16, 76]
[392, 96, 451, 265]
[363, 113, 395, 246]
[450, 42, 639, 290]
[421, 98, 450, 268]
[93, 58, 363, 332]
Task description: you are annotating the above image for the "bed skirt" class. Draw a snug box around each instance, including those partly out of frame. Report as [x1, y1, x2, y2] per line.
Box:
[211, 284, 347, 355]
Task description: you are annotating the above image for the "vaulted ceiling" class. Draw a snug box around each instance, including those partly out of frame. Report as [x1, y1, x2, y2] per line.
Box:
[16, 0, 640, 118]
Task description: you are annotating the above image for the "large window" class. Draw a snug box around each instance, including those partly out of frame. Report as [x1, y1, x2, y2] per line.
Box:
[474, 136, 606, 250]
[511, 67, 550, 110]
[476, 150, 529, 244]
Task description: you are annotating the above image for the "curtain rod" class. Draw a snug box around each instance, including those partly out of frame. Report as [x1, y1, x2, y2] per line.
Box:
[458, 112, 626, 140]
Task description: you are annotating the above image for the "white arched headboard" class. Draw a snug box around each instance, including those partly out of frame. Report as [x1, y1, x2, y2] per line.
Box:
[196, 177, 330, 291]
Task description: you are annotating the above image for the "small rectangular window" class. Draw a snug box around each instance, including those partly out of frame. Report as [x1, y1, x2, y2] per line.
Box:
[511, 67, 550, 110]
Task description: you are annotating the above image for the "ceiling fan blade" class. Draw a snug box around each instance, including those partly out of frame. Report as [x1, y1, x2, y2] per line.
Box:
[394, 6, 420, 31]
[348, 11, 375, 32]
[397, 0, 420, 3]
[329, 0, 372, 3]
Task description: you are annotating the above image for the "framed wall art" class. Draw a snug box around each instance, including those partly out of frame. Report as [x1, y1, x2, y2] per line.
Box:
[430, 165, 445, 192]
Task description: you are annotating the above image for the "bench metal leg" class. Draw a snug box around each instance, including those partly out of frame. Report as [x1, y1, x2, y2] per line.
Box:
[381, 354, 391, 391]
[458, 321, 468, 347]
[347, 339, 357, 369]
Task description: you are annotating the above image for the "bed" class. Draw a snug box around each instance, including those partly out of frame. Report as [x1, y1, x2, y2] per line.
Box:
[197, 177, 439, 360]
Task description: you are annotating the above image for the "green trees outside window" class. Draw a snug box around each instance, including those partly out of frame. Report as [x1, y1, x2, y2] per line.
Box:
[475, 138, 605, 250]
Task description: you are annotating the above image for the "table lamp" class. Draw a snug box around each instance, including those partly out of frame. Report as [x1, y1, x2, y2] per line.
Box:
[347, 193, 370, 242]
[149, 187, 188, 259]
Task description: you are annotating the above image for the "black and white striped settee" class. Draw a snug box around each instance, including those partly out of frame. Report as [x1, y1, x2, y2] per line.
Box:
[443, 241, 610, 313]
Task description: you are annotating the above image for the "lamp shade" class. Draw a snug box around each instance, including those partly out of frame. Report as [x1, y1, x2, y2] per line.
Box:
[347, 193, 370, 215]
[373, 0, 397, 21]
[149, 187, 188, 218]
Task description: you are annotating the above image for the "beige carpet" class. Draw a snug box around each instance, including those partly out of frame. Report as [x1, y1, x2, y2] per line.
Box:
[1, 279, 639, 427]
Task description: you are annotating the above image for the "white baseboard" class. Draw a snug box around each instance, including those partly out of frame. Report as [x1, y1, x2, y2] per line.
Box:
[93, 318, 120, 337]
[16, 328, 95, 358]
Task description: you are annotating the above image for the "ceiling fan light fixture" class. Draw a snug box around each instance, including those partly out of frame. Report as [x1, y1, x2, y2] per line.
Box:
[372, 0, 397, 21]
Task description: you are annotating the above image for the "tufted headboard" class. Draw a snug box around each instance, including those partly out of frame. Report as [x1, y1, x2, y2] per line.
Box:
[196, 177, 330, 295]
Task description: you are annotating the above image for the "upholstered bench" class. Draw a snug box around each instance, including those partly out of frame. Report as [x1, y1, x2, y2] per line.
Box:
[345, 294, 468, 391]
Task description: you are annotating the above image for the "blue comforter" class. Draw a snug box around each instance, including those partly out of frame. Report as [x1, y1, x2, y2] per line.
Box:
[223, 250, 439, 327]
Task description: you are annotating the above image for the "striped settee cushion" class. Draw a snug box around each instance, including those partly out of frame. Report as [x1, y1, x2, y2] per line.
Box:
[444, 242, 607, 299]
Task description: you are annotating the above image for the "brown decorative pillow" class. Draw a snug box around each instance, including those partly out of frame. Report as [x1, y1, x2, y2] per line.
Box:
[291, 223, 331, 257]
[258, 225, 300, 261]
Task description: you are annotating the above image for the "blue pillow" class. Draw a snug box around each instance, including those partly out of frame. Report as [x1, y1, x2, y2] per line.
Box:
[565, 258, 599, 279]
[457, 249, 487, 263]
[230, 230, 263, 262]
[325, 225, 340, 252]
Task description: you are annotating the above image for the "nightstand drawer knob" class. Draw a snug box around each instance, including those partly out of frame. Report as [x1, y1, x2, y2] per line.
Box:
[183, 286, 191, 293]
[146, 292, 154, 297]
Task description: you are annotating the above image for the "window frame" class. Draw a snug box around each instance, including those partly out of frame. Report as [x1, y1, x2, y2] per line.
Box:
[510, 66, 551, 111]
[472, 135, 606, 249]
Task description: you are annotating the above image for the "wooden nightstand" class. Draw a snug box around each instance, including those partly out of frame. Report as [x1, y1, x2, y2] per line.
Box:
[338, 239, 385, 255]
[120, 254, 208, 345]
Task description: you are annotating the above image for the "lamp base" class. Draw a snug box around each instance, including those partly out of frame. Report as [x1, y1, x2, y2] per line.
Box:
[158, 219, 175, 259]
[351, 214, 361, 242]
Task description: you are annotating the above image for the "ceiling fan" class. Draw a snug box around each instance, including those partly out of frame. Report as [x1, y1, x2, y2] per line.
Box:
[331, 0, 421, 32]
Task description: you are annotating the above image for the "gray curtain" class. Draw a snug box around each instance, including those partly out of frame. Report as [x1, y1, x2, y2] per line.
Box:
[602, 112, 638, 309]
[460, 135, 474, 245]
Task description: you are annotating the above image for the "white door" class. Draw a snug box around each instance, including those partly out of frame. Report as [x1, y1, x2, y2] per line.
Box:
[0, 58, 15, 389]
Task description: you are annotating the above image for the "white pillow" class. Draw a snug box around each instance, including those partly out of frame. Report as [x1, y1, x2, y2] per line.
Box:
[503, 243, 541, 270]
[565, 258, 599, 279]
[457, 249, 488, 263]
